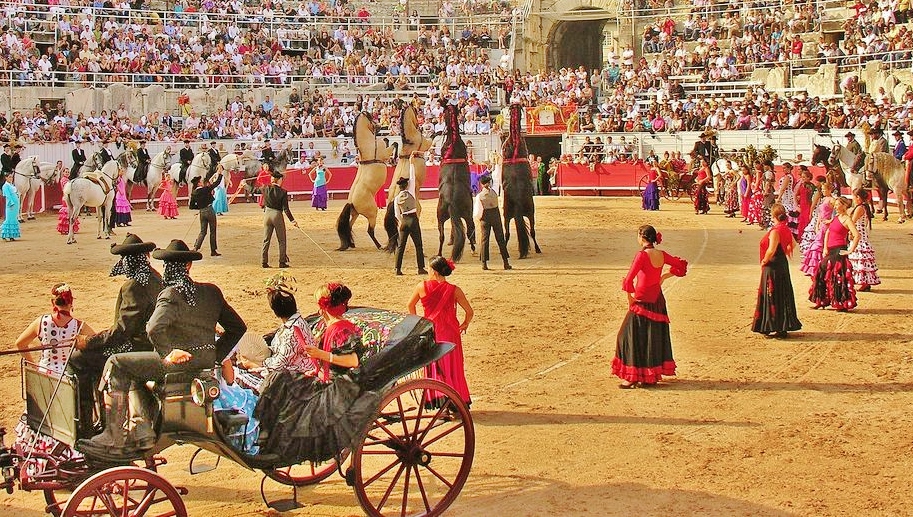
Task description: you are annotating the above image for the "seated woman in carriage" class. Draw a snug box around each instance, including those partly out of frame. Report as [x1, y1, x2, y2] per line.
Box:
[14, 284, 95, 375]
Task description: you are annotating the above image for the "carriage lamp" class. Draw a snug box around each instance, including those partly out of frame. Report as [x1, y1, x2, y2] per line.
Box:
[191, 377, 220, 406]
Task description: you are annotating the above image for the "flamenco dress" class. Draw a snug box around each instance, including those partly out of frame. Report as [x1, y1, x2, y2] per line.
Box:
[746, 189, 764, 225]
[751, 222, 802, 335]
[113, 177, 132, 226]
[311, 167, 329, 210]
[795, 181, 815, 240]
[724, 176, 740, 216]
[158, 177, 179, 219]
[693, 169, 710, 214]
[739, 179, 752, 220]
[800, 201, 833, 275]
[809, 218, 857, 310]
[254, 320, 381, 466]
[420, 280, 472, 405]
[847, 210, 881, 288]
[56, 177, 79, 235]
[612, 249, 688, 384]
[642, 169, 660, 211]
[2, 181, 21, 240]
[778, 175, 799, 237]
[212, 175, 229, 214]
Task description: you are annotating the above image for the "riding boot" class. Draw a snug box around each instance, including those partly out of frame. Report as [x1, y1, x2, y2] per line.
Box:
[75, 391, 141, 462]
[482, 261, 489, 270]
[503, 258, 512, 270]
[127, 388, 157, 451]
[76, 382, 100, 439]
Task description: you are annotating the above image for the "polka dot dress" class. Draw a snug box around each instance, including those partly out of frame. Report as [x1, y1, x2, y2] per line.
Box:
[38, 315, 79, 375]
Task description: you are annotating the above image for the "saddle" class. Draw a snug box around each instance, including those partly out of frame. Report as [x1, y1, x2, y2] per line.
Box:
[83, 171, 114, 194]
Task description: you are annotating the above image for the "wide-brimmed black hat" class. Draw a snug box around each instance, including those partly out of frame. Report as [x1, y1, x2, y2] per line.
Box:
[396, 176, 409, 187]
[152, 239, 203, 262]
[845, 132, 855, 138]
[110, 233, 156, 255]
[479, 174, 492, 185]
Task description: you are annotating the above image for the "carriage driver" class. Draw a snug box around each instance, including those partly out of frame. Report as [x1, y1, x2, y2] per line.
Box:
[70, 234, 164, 438]
[76, 240, 247, 462]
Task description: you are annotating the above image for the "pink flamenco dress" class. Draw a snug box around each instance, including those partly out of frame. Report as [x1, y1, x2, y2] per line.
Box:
[56, 177, 79, 235]
[158, 176, 179, 219]
[847, 209, 880, 289]
[612, 249, 688, 385]
[113, 177, 132, 226]
[419, 279, 471, 406]
[800, 201, 833, 276]
[809, 217, 857, 310]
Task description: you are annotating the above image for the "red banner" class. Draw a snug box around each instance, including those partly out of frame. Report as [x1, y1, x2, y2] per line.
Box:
[525, 105, 579, 135]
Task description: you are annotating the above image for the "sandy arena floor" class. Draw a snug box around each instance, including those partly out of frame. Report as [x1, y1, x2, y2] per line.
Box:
[1, 195, 912, 516]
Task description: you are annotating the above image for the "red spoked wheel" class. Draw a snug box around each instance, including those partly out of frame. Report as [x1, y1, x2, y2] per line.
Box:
[352, 378, 474, 517]
[262, 449, 349, 487]
[61, 466, 186, 517]
[44, 457, 162, 516]
[635, 174, 649, 198]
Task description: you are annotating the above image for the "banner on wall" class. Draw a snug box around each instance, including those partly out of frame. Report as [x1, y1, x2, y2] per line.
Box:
[524, 104, 579, 135]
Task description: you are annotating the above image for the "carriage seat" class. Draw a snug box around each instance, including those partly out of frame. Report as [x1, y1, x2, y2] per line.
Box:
[214, 410, 249, 430]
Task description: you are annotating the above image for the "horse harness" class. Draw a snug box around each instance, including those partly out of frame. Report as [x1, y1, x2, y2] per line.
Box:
[13, 160, 57, 185]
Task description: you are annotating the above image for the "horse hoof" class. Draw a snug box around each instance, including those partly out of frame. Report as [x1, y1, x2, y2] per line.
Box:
[97, 236, 102, 240]
[27, 217, 35, 220]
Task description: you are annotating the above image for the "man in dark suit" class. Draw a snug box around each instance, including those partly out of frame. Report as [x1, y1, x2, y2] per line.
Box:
[0, 143, 12, 182]
[206, 141, 221, 181]
[261, 172, 298, 268]
[190, 173, 223, 256]
[134, 140, 151, 183]
[261, 139, 276, 173]
[70, 234, 163, 438]
[77, 240, 246, 462]
[98, 139, 114, 165]
[178, 140, 194, 183]
[71, 141, 87, 178]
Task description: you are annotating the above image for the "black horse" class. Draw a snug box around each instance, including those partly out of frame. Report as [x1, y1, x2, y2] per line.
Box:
[436, 101, 476, 262]
[501, 104, 541, 258]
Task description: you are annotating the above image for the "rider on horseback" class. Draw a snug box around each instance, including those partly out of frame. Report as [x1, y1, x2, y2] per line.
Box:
[98, 139, 114, 166]
[206, 141, 221, 181]
[134, 140, 151, 184]
[0, 143, 12, 183]
[178, 140, 194, 184]
[261, 139, 276, 174]
[71, 141, 86, 179]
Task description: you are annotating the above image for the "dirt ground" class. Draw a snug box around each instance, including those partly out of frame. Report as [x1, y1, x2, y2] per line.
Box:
[1, 195, 912, 517]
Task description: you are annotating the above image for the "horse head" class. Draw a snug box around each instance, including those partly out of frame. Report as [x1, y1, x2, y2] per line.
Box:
[439, 100, 467, 160]
[501, 103, 527, 161]
[811, 143, 831, 166]
[273, 148, 291, 174]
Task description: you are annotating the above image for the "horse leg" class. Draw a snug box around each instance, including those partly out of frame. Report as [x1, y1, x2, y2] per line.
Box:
[437, 217, 446, 257]
[367, 220, 383, 249]
[529, 213, 542, 254]
[26, 188, 36, 220]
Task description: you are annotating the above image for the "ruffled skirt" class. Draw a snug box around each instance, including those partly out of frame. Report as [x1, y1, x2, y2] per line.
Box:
[693, 183, 710, 213]
[810, 247, 857, 310]
[212, 185, 228, 214]
[751, 250, 802, 334]
[642, 181, 660, 211]
[312, 184, 328, 209]
[57, 205, 79, 234]
[158, 191, 178, 218]
[848, 225, 880, 286]
[612, 295, 676, 384]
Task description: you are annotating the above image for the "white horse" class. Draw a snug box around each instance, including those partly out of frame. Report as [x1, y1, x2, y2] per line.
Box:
[63, 160, 120, 244]
[865, 152, 910, 222]
[127, 148, 172, 211]
[828, 143, 865, 192]
[12, 156, 59, 221]
[168, 152, 212, 196]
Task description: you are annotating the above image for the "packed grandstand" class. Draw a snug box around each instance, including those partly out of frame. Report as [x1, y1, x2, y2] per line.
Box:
[0, 0, 911, 154]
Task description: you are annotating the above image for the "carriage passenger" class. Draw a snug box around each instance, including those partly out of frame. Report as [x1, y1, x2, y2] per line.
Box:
[14, 284, 95, 375]
[76, 240, 247, 462]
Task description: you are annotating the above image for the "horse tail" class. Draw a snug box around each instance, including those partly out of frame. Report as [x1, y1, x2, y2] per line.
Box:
[336, 203, 356, 250]
[515, 214, 530, 258]
[449, 211, 466, 262]
[382, 201, 398, 253]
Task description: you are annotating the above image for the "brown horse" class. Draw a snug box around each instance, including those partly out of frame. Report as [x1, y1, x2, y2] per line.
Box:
[336, 113, 398, 250]
[436, 101, 476, 262]
[501, 104, 541, 258]
[384, 101, 435, 253]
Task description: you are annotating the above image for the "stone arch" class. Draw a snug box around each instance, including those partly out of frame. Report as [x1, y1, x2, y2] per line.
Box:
[545, 7, 612, 71]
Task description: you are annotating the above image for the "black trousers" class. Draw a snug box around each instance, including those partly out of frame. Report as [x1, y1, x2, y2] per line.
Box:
[102, 350, 215, 392]
[194, 206, 218, 253]
[68, 347, 110, 436]
[395, 213, 425, 272]
[480, 208, 509, 262]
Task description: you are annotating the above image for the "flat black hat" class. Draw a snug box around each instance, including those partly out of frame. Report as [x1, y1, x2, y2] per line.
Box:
[110, 233, 156, 255]
[152, 239, 203, 262]
[479, 174, 492, 184]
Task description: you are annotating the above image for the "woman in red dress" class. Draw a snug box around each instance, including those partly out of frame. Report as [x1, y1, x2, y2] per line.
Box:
[613, 225, 688, 388]
[752, 204, 802, 338]
[809, 197, 861, 311]
[408, 256, 474, 406]
[793, 167, 815, 238]
[693, 158, 711, 214]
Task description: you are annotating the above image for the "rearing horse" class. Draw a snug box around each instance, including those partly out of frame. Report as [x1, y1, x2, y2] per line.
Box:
[436, 101, 476, 262]
[501, 103, 541, 258]
[383, 101, 434, 253]
[336, 113, 398, 250]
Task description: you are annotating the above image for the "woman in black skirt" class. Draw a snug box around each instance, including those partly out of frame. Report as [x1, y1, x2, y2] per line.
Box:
[752, 204, 802, 338]
[612, 225, 688, 389]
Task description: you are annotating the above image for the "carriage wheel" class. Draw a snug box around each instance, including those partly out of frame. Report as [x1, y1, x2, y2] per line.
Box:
[262, 449, 349, 487]
[61, 466, 186, 517]
[688, 182, 699, 201]
[635, 174, 648, 198]
[45, 457, 160, 516]
[352, 379, 474, 517]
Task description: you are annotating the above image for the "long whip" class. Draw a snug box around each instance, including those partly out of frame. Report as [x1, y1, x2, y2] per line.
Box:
[294, 224, 341, 268]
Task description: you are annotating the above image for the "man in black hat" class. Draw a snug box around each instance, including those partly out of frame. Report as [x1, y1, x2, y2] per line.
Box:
[261, 172, 298, 268]
[98, 139, 114, 166]
[178, 140, 194, 184]
[190, 172, 223, 257]
[134, 140, 151, 184]
[393, 165, 427, 275]
[892, 130, 907, 160]
[206, 141, 221, 181]
[71, 140, 86, 179]
[261, 139, 276, 173]
[76, 240, 246, 462]
[70, 233, 163, 438]
[0, 143, 12, 182]
[476, 174, 512, 271]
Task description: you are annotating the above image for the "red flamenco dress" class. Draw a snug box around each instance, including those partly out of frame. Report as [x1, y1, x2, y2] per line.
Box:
[56, 176, 80, 235]
[809, 218, 857, 310]
[419, 279, 471, 405]
[751, 222, 802, 336]
[612, 249, 688, 385]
